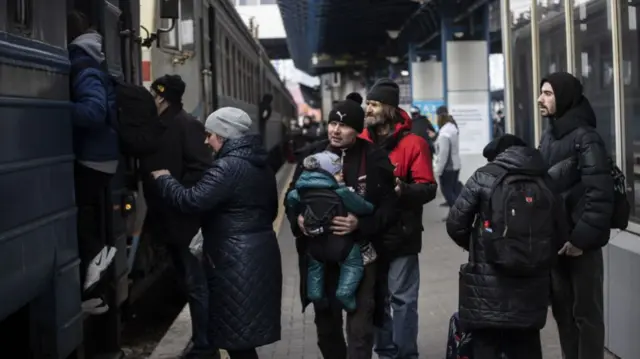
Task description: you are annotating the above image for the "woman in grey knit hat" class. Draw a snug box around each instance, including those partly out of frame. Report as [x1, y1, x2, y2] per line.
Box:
[152, 107, 283, 359]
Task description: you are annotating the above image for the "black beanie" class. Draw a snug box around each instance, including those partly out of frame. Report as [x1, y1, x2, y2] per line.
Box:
[346, 92, 363, 105]
[151, 74, 186, 104]
[329, 100, 365, 133]
[482, 134, 528, 161]
[366, 78, 400, 107]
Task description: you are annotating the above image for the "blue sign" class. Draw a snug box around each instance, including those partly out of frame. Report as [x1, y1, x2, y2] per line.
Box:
[413, 100, 444, 130]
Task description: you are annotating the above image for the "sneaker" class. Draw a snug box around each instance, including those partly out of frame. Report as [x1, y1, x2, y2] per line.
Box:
[84, 246, 117, 291]
[81, 297, 109, 315]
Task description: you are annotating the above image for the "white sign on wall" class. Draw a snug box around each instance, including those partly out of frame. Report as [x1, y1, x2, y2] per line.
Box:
[449, 104, 490, 154]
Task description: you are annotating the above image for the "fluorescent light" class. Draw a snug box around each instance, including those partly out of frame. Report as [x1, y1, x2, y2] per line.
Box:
[401, 70, 409, 76]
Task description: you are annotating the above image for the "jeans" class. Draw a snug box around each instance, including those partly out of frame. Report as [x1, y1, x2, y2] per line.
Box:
[551, 249, 605, 359]
[472, 328, 542, 359]
[375, 255, 420, 359]
[314, 262, 377, 359]
[439, 170, 461, 207]
[168, 244, 211, 354]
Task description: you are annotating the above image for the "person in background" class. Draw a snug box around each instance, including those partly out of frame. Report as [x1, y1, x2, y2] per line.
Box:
[152, 107, 282, 359]
[67, 10, 119, 314]
[409, 106, 437, 155]
[434, 114, 461, 214]
[141, 74, 213, 358]
[362, 78, 437, 359]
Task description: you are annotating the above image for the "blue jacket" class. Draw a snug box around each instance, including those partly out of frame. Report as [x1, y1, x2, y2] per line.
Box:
[68, 32, 119, 162]
[286, 170, 374, 215]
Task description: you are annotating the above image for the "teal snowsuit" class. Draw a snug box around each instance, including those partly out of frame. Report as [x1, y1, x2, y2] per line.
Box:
[286, 170, 374, 311]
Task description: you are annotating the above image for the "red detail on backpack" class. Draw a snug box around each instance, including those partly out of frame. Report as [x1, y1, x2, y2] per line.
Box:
[525, 196, 533, 203]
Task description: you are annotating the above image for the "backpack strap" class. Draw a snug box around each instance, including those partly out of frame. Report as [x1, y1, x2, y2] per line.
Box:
[479, 163, 509, 221]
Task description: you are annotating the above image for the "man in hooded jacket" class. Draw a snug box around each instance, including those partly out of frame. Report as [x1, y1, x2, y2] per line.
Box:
[361, 79, 437, 359]
[537, 72, 614, 359]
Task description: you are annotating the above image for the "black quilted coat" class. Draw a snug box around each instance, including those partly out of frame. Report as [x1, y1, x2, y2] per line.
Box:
[156, 134, 282, 350]
[538, 73, 614, 251]
[446, 146, 555, 331]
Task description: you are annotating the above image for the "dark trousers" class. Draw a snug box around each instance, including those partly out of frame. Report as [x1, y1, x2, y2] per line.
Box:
[227, 348, 258, 359]
[439, 170, 460, 207]
[167, 243, 211, 353]
[551, 249, 605, 359]
[314, 262, 377, 359]
[74, 163, 113, 286]
[472, 328, 542, 359]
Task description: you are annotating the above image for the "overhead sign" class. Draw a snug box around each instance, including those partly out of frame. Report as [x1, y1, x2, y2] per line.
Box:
[311, 53, 367, 69]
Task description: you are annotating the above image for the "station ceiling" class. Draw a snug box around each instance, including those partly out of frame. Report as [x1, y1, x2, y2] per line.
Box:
[277, 0, 494, 75]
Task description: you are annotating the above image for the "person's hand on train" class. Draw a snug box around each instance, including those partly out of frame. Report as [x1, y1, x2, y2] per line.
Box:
[151, 169, 171, 179]
[331, 213, 358, 236]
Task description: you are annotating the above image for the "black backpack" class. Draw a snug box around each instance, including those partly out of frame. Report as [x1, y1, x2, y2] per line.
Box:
[478, 164, 558, 276]
[70, 59, 164, 157]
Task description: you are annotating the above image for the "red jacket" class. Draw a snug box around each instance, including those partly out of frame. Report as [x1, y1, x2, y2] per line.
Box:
[359, 108, 437, 258]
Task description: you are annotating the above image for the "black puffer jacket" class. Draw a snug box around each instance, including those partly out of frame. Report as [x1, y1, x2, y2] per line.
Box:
[538, 72, 614, 251]
[446, 146, 554, 331]
[157, 134, 282, 350]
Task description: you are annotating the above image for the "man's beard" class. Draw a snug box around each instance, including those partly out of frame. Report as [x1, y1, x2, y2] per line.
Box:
[365, 114, 385, 126]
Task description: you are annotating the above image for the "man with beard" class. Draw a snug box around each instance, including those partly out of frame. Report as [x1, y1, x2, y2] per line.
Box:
[537, 72, 614, 359]
[285, 97, 398, 359]
[361, 79, 438, 359]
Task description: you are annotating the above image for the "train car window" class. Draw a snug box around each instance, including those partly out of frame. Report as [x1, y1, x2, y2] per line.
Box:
[159, 0, 195, 51]
[180, 0, 195, 51]
[7, 0, 33, 34]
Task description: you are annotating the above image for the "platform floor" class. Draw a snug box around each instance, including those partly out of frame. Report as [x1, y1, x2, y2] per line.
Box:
[256, 194, 574, 359]
[150, 165, 615, 359]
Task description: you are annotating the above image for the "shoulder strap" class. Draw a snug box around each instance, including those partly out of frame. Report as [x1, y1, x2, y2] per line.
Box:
[479, 163, 509, 221]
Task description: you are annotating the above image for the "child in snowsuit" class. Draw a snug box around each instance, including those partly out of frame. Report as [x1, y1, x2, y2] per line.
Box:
[286, 150, 374, 311]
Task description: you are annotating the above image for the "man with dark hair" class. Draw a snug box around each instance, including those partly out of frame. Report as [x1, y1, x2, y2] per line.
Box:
[363, 78, 438, 359]
[286, 96, 398, 359]
[142, 74, 214, 359]
[67, 10, 119, 314]
[537, 72, 613, 359]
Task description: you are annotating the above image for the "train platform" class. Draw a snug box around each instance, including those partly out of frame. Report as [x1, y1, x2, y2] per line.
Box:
[149, 163, 613, 359]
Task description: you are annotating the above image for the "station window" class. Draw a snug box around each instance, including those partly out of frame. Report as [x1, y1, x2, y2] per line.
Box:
[7, 0, 33, 34]
[621, 2, 640, 221]
[511, 2, 535, 146]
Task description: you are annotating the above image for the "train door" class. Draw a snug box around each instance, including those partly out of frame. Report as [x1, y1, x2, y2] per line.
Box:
[206, 5, 219, 112]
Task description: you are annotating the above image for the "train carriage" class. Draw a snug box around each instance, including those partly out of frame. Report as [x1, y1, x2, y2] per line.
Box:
[0, 0, 295, 357]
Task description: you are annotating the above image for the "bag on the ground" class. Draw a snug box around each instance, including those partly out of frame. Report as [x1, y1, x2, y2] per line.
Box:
[478, 163, 558, 276]
[71, 59, 164, 157]
[446, 312, 473, 359]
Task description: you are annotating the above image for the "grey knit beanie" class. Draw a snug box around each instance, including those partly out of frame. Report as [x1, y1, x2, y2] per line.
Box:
[205, 107, 252, 139]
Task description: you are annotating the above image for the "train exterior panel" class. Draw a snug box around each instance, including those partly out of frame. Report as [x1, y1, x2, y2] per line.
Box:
[0, 0, 83, 356]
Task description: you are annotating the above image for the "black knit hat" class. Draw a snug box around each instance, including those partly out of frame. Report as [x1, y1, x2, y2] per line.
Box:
[482, 134, 528, 161]
[151, 74, 186, 104]
[328, 99, 365, 133]
[346, 92, 363, 105]
[366, 78, 400, 107]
